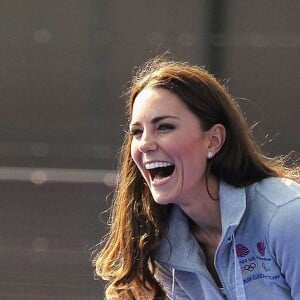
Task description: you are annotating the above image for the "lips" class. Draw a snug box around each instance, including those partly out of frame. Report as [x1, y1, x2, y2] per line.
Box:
[145, 161, 175, 181]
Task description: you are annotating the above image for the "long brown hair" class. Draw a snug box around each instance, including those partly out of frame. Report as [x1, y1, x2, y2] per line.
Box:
[93, 56, 299, 299]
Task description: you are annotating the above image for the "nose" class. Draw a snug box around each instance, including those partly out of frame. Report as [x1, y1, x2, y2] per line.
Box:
[138, 133, 158, 153]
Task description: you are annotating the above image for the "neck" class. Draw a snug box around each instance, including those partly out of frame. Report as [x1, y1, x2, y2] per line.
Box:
[180, 176, 222, 247]
[190, 217, 222, 250]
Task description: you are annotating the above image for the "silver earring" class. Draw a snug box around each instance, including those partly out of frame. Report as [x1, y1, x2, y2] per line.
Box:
[207, 151, 214, 159]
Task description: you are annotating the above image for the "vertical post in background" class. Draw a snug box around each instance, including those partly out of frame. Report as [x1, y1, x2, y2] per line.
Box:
[207, 0, 227, 77]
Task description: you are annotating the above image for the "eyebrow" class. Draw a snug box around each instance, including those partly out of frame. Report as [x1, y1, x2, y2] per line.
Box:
[151, 115, 179, 123]
[130, 115, 179, 126]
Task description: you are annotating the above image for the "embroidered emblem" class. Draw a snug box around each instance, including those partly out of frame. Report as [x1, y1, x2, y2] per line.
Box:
[236, 244, 250, 257]
[243, 263, 257, 272]
[262, 262, 271, 272]
[257, 240, 266, 257]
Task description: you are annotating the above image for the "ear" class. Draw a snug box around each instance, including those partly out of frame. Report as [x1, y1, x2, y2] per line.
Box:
[206, 124, 226, 156]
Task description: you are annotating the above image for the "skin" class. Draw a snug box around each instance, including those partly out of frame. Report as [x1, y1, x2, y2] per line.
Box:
[129, 88, 226, 253]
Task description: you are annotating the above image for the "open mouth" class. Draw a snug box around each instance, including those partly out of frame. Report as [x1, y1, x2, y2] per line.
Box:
[145, 162, 175, 181]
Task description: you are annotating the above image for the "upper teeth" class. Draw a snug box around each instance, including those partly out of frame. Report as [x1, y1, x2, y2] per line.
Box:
[145, 161, 172, 170]
[145, 162, 173, 170]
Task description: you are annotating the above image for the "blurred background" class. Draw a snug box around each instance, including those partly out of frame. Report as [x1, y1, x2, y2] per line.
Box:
[0, 1, 299, 299]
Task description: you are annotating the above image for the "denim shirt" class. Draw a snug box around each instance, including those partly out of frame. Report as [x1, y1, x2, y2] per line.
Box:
[153, 178, 300, 300]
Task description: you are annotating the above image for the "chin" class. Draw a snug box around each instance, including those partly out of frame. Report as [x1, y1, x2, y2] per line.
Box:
[152, 195, 174, 206]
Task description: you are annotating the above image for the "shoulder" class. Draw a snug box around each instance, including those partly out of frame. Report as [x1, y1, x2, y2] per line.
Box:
[247, 178, 300, 240]
[247, 177, 300, 207]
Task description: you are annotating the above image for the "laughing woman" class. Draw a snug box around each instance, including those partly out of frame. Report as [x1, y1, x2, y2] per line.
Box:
[93, 57, 300, 299]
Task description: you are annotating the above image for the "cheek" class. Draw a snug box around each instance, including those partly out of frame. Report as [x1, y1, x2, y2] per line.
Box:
[130, 141, 139, 165]
[178, 138, 208, 167]
[174, 138, 204, 156]
[130, 143, 146, 179]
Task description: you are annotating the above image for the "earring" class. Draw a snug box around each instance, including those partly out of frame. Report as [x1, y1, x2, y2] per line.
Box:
[207, 151, 214, 159]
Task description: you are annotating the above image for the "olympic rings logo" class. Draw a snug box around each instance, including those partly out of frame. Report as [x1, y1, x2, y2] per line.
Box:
[243, 263, 256, 272]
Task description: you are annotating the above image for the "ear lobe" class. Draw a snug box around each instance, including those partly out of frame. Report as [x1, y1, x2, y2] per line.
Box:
[207, 124, 226, 155]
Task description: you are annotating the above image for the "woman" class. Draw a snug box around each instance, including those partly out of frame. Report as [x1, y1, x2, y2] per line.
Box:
[93, 57, 300, 299]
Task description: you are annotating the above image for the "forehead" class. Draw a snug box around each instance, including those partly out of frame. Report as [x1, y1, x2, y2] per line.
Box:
[131, 87, 187, 117]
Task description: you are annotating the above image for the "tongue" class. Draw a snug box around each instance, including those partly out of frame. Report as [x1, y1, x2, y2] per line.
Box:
[154, 166, 174, 179]
[154, 169, 165, 180]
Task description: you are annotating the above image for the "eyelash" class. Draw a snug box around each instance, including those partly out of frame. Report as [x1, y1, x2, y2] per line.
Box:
[129, 128, 142, 136]
[129, 123, 175, 136]
[158, 123, 175, 131]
